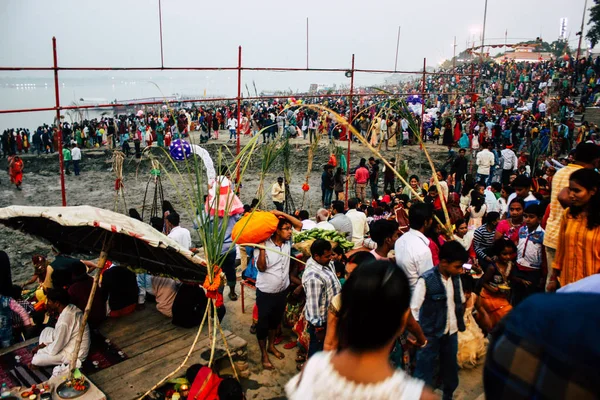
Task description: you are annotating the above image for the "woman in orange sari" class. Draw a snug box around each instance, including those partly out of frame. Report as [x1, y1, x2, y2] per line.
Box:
[8, 155, 24, 190]
[478, 238, 516, 329]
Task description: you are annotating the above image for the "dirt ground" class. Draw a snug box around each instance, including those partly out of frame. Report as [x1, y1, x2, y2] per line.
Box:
[0, 131, 484, 399]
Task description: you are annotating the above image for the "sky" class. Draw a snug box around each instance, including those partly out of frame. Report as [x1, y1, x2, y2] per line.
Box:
[0, 0, 591, 95]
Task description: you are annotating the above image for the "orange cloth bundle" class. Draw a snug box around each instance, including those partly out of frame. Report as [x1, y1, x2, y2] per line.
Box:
[232, 211, 279, 244]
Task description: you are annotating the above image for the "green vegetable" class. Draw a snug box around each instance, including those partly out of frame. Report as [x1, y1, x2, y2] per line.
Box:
[293, 228, 354, 251]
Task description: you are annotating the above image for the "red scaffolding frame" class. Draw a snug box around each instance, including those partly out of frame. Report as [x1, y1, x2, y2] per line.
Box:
[0, 37, 479, 207]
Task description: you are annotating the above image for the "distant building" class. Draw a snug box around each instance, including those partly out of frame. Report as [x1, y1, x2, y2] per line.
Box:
[494, 43, 553, 63]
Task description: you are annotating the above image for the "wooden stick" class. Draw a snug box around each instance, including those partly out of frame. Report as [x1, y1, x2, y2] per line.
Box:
[69, 233, 113, 378]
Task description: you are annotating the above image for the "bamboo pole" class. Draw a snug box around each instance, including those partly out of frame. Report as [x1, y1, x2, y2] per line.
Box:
[69, 234, 113, 378]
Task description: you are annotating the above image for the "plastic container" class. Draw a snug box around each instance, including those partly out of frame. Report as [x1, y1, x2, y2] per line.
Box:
[1, 383, 10, 398]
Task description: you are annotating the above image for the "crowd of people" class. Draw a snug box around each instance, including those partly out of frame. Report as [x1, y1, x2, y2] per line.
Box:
[263, 146, 599, 399]
[2, 53, 600, 399]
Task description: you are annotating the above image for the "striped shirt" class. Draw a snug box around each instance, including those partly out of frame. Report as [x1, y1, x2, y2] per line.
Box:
[302, 258, 342, 327]
[553, 209, 600, 286]
[543, 164, 582, 249]
[473, 225, 496, 260]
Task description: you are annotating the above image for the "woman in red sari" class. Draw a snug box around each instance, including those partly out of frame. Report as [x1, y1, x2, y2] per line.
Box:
[453, 115, 462, 142]
[8, 155, 24, 190]
[15, 132, 23, 154]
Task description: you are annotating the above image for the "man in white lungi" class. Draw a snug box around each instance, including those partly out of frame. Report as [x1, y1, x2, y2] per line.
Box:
[31, 289, 90, 374]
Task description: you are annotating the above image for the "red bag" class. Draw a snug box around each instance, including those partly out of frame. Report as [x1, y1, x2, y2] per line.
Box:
[328, 154, 337, 167]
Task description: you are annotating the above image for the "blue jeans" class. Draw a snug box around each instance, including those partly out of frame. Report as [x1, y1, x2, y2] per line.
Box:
[475, 173, 488, 185]
[370, 181, 378, 199]
[322, 188, 333, 207]
[229, 129, 236, 140]
[454, 179, 462, 194]
[221, 249, 237, 290]
[307, 323, 325, 358]
[414, 333, 459, 400]
[488, 167, 496, 185]
[73, 160, 80, 176]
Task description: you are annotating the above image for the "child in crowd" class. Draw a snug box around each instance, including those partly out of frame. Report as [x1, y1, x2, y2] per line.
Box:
[511, 203, 546, 306]
[412, 241, 469, 400]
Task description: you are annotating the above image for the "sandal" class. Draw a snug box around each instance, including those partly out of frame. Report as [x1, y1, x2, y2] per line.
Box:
[229, 291, 238, 301]
[274, 336, 283, 345]
[249, 324, 257, 334]
[296, 362, 304, 371]
[295, 355, 306, 363]
[283, 341, 297, 350]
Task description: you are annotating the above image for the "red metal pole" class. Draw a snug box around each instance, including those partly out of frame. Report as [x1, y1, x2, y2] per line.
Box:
[471, 63, 475, 108]
[236, 46, 242, 184]
[52, 37, 67, 207]
[420, 58, 426, 140]
[345, 54, 355, 207]
[158, 0, 164, 69]
[0, 65, 475, 77]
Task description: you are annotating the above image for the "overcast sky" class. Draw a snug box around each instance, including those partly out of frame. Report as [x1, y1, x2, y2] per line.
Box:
[0, 0, 591, 94]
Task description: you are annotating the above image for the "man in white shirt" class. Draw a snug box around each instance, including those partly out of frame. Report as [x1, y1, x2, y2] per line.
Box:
[166, 212, 192, 250]
[71, 143, 82, 176]
[254, 217, 295, 370]
[227, 117, 238, 143]
[538, 101, 547, 117]
[271, 177, 285, 212]
[32, 289, 90, 372]
[315, 208, 335, 231]
[411, 241, 467, 400]
[298, 210, 317, 231]
[475, 142, 495, 185]
[484, 182, 501, 213]
[395, 203, 434, 291]
[380, 116, 388, 146]
[500, 145, 518, 184]
[345, 198, 369, 248]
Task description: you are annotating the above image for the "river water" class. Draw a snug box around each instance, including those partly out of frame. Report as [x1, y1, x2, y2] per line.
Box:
[0, 77, 227, 131]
